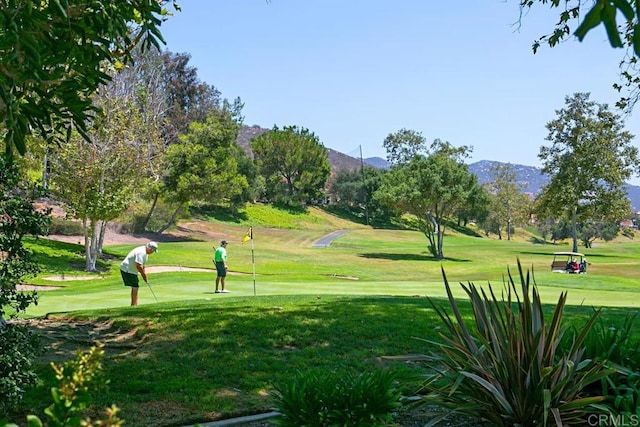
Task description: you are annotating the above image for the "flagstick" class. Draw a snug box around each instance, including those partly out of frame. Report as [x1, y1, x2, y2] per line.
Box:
[251, 234, 256, 296]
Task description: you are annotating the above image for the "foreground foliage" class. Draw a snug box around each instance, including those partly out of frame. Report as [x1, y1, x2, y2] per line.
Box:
[270, 368, 403, 427]
[0, 0, 170, 158]
[419, 261, 615, 426]
[1, 345, 122, 427]
[0, 155, 51, 411]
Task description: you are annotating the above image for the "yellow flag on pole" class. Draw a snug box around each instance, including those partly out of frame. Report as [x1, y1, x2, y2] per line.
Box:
[242, 226, 253, 243]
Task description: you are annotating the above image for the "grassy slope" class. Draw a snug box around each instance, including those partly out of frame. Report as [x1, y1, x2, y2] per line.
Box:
[13, 204, 640, 426]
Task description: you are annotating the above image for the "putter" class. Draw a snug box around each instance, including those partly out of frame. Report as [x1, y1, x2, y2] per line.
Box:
[146, 281, 159, 303]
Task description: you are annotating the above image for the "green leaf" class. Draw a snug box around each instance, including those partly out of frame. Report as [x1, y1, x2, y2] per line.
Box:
[633, 22, 640, 57]
[612, 0, 634, 20]
[601, 2, 624, 48]
[574, 2, 604, 41]
[25, 416, 43, 427]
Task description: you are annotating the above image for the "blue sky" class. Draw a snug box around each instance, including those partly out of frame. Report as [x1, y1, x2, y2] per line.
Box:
[159, 1, 640, 184]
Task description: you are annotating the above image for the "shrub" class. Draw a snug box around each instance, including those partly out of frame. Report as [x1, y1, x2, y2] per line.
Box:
[0, 344, 123, 427]
[577, 310, 640, 371]
[270, 367, 403, 426]
[417, 260, 615, 426]
[572, 311, 640, 419]
[0, 323, 41, 414]
[49, 218, 83, 236]
[601, 371, 640, 419]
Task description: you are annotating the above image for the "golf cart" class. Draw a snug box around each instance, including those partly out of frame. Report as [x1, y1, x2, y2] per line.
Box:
[550, 251, 587, 274]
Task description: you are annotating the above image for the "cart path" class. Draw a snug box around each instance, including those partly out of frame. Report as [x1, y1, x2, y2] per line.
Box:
[312, 229, 349, 247]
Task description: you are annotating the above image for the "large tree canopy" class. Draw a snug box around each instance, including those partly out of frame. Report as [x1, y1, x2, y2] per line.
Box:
[535, 92, 640, 252]
[160, 111, 248, 231]
[0, 0, 173, 159]
[251, 125, 330, 205]
[376, 137, 484, 260]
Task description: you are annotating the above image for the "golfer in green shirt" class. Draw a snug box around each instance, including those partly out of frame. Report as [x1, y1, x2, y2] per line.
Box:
[214, 240, 229, 293]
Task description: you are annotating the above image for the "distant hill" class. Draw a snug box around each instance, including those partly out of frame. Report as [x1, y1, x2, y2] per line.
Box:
[237, 126, 640, 211]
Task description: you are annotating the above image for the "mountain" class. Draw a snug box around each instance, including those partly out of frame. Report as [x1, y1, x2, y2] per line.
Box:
[466, 160, 548, 195]
[467, 160, 640, 211]
[237, 126, 640, 211]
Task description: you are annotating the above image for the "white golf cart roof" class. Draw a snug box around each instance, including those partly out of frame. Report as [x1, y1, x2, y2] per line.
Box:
[552, 251, 585, 257]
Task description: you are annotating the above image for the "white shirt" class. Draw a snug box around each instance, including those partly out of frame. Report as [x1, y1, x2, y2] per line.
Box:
[120, 246, 148, 274]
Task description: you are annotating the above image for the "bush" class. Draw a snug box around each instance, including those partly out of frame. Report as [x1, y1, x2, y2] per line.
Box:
[49, 218, 83, 236]
[270, 368, 403, 426]
[0, 323, 41, 414]
[417, 260, 615, 426]
[577, 310, 640, 371]
[572, 311, 640, 419]
[0, 344, 123, 427]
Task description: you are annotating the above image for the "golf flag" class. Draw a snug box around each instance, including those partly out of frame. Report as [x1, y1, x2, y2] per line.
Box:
[242, 226, 253, 243]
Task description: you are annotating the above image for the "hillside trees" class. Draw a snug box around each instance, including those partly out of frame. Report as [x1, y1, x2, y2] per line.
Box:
[139, 51, 244, 231]
[483, 164, 532, 240]
[251, 125, 330, 206]
[160, 111, 248, 232]
[0, 0, 170, 159]
[535, 93, 640, 252]
[328, 167, 392, 224]
[375, 135, 487, 260]
[456, 183, 491, 229]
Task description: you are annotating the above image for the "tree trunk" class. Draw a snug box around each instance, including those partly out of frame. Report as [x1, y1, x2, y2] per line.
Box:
[141, 191, 159, 231]
[158, 202, 183, 234]
[430, 214, 445, 260]
[97, 220, 107, 254]
[571, 205, 579, 253]
[436, 227, 444, 260]
[83, 218, 99, 272]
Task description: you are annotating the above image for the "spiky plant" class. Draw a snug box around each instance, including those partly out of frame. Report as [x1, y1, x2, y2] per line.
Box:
[418, 260, 614, 426]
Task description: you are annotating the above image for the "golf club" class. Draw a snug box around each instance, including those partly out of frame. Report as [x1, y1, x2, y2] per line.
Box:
[146, 281, 159, 303]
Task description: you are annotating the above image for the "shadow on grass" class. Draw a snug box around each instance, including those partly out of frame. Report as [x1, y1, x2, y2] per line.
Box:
[29, 238, 113, 273]
[19, 293, 627, 426]
[190, 205, 250, 223]
[359, 252, 470, 262]
[446, 221, 483, 238]
[319, 206, 404, 230]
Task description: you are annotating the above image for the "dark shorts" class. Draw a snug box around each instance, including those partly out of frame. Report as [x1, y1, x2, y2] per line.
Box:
[121, 270, 139, 287]
[215, 261, 227, 277]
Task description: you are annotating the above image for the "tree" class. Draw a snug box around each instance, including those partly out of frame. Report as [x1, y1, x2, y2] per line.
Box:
[456, 181, 491, 228]
[485, 163, 532, 240]
[382, 128, 429, 166]
[0, 0, 172, 159]
[520, 0, 640, 111]
[48, 64, 164, 271]
[139, 50, 244, 231]
[328, 167, 392, 224]
[535, 92, 640, 252]
[578, 219, 620, 248]
[160, 111, 248, 232]
[375, 138, 482, 260]
[251, 125, 330, 205]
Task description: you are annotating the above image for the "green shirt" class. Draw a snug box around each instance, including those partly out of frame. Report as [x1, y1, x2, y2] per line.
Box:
[214, 246, 227, 263]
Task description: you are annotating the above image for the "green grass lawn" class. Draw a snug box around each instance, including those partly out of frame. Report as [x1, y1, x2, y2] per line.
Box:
[11, 204, 640, 426]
